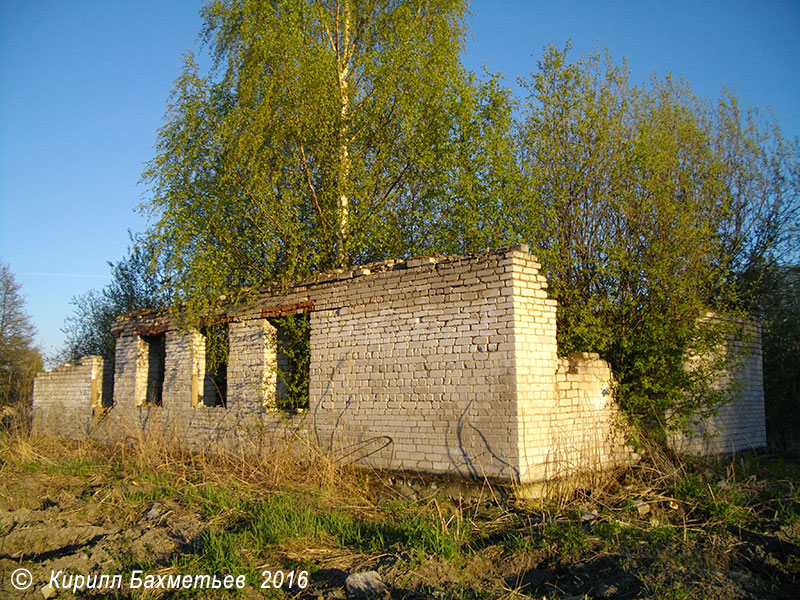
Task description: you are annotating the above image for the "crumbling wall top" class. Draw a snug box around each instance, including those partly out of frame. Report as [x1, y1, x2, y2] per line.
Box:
[112, 245, 538, 338]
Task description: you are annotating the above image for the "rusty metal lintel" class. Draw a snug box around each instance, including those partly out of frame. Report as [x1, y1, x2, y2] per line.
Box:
[261, 300, 315, 319]
[135, 324, 168, 337]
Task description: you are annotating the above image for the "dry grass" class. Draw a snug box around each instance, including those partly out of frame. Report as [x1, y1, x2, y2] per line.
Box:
[3, 413, 799, 599]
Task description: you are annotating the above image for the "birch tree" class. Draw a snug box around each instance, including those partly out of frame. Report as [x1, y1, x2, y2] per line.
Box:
[142, 0, 516, 319]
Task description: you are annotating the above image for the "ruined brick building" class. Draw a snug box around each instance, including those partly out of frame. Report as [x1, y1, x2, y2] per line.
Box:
[32, 246, 767, 484]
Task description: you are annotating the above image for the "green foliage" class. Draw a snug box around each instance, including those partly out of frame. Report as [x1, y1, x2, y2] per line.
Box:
[674, 468, 749, 526]
[188, 483, 250, 519]
[673, 472, 706, 502]
[643, 581, 691, 600]
[202, 322, 229, 405]
[8, 433, 800, 599]
[269, 314, 310, 412]
[590, 519, 622, 541]
[735, 455, 800, 530]
[60, 232, 170, 362]
[133, 6, 798, 445]
[185, 491, 465, 582]
[0, 262, 41, 417]
[368, 497, 464, 559]
[540, 520, 588, 559]
[141, 0, 517, 322]
[753, 265, 800, 451]
[195, 529, 250, 576]
[516, 46, 799, 440]
[203, 323, 229, 372]
[124, 486, 176, 504]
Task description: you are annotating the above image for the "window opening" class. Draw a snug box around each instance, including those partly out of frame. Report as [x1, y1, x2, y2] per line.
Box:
[203, 323, 228, 407]
[267, 314, 310, 412]
[142, 333, 165, 406]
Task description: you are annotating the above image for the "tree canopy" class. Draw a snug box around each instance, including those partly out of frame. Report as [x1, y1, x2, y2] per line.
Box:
[60, 234, 170, 363]
[142, 0, 516, 321]
[0, 262, 41, 413]
[127, 7, 800, 442]
[515, 46, 799, 435]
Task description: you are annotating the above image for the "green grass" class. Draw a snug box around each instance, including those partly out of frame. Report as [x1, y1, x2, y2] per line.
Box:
[673, 469, 751, 526]
[123, 486, 175, 504]
[125, 489, 471, 598]
[540, 519, 588, 559]
[5, 433, 800, 600]
[644, 581, 691, 600]
[185, 483, 251, 519]
[187, 491, 466, 566]
[19, 456, 101, 477]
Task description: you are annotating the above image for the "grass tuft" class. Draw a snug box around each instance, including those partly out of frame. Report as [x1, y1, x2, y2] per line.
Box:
[2, 424, 799, 599]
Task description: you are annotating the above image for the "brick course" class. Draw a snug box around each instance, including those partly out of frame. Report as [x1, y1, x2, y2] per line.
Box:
[32, 355, 112, 436]
[31, 246, 767, 483]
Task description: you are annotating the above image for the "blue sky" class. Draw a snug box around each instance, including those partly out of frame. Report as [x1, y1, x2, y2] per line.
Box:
[1, 0, 798, 361]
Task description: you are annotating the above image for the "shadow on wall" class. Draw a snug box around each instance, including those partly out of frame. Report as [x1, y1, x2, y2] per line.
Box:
[29, 247, 767, 485]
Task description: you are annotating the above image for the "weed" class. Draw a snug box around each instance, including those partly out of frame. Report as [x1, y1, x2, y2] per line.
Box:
[186, 483, 250, 520]
[124, 486, 175, 504]
[503, 530, 535, 553]
[645, 580, 691, 600]
[539, 520, 588, 560]
[19, 459, 44, 473]
[245, 493, 343, 546]
[674, 472, 706, 502]
[4, 426, 800, 600]
[648, 525, 677, 547]
[195, 529, 250, 575]
[591, 519, 621, 539]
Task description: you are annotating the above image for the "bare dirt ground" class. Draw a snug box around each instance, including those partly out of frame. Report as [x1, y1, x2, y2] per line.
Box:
[1, 436, 799, 599]
[0, 469, 205, 598]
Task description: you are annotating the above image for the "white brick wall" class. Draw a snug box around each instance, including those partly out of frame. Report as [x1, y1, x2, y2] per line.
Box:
[32, 355, 111, 437]
[672, 319, 767, 454]
[32, 247, 767, 482]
